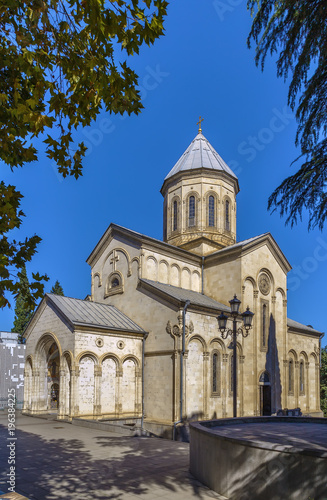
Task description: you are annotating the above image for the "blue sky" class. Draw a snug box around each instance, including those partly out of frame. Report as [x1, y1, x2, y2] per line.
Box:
[2, 0, 326, 346]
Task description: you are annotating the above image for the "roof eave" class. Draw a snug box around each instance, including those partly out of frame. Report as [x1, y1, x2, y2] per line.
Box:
[137, 279, 230, 315]
[86, 223, 201, 268]
[287, 326, 323, 338]
[160, 168, 240, 197]
[73, 322, 146, 335]
[205, 233, 292, 274]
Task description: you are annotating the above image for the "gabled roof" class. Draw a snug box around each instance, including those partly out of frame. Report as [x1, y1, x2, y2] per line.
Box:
[86, 223, 202, 268]
[46, 294, 145, 334]
[138, 279, 230, 313]
[287, 318, 323, 337]
[206, 232, 292, 274]
[164, 133, 238, 182]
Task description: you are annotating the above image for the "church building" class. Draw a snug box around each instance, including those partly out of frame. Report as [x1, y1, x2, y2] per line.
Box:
[23, 124, 324, 437]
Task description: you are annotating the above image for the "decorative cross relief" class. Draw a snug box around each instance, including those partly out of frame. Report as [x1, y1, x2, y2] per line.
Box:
[166, 319, 194, 338]
[110, 250, 120, 271]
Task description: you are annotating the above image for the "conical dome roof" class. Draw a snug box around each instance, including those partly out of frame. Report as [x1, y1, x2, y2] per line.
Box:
[164, 132, 238, 182]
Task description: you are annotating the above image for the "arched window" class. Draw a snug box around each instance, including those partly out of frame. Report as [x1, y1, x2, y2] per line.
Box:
[300, 361, 305, 394]
[225, 200, 230, 231]
[105, 272, 123, 297]
[262, 304, 267, 347]
[288, 359, 294, 393]
[173, 200, 178, 231]
[259, 371, 270, 384]
[189, 196, 195, 227]
[212, 352, 220, 395]
[111, 277, 120, 288]
[208, 195, 215, 227]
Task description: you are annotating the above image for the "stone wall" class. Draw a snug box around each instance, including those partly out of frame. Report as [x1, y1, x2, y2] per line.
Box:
[0, 343, 25, 409]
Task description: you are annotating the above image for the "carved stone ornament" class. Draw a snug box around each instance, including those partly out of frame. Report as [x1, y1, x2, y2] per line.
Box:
[166, 320, 194, 337]
[95, 338, 104, 348]
[258, 273, 271, 295]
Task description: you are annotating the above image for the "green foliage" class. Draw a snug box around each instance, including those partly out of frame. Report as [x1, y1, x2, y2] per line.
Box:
[0, 181, 49, 309]
[0, 0, 167, 308]
[11, 265, 35, 342]
[50, 280, 64, 296]
[0, 0, 168, 177]
[320, 346, 327, 416]
[247, 0, 327, 230]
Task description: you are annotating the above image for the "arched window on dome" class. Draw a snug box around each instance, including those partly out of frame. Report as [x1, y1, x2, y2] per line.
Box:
[189, 196, 195, 227]
[225, 199, 230, 231]
[173, 200, 178, 231]
[208, 195, 215, 227]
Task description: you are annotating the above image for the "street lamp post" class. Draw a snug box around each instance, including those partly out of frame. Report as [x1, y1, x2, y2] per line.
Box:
[217, 295, 254, 418]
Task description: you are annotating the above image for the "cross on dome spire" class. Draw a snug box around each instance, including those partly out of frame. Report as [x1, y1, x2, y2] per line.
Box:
[197, 116, 204, 133]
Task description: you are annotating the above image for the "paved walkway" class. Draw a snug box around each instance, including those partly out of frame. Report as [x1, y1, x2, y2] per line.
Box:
[0, 413, 223, 500]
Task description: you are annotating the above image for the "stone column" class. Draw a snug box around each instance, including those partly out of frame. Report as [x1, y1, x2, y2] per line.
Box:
[271, 295, 277, 413]
[139, 251, 145, 279]
[135, 367, 142, 416]
[294, 361, 299, 408]
[282, 299, 288, 409]
[31, 369, 40, 413]
[203, 352, 209, 419]
[57, 368, 66, 419]
[183, 351, 188, 418]
[252, 290, 259, 416]
[94, 365, 102, 419]
[315, 362, 320, 411]
[116, 368, 123, 416]
[283, 359, 288, 409]
[71, 366, 80, 417]
[305, 362, 310, 412]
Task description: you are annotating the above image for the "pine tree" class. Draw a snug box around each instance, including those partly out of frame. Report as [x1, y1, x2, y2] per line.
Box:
[50, 280, 64, 296]
[247, 0, 327, 230]
[11, 266, 34, 343]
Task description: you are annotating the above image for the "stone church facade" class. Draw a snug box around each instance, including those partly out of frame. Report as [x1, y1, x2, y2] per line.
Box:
[23, 129, 324, 436]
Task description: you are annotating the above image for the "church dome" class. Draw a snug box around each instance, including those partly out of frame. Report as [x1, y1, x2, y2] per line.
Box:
[163, 132, 238, 185]
[161, 126, 239, 255]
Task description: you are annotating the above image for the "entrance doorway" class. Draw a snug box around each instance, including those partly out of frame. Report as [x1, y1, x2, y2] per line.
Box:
[50, 383, 59, 409]
[259, 371, 271, 416]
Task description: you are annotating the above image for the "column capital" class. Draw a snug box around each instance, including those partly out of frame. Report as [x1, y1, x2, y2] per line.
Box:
[94, 365, 102, 376]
